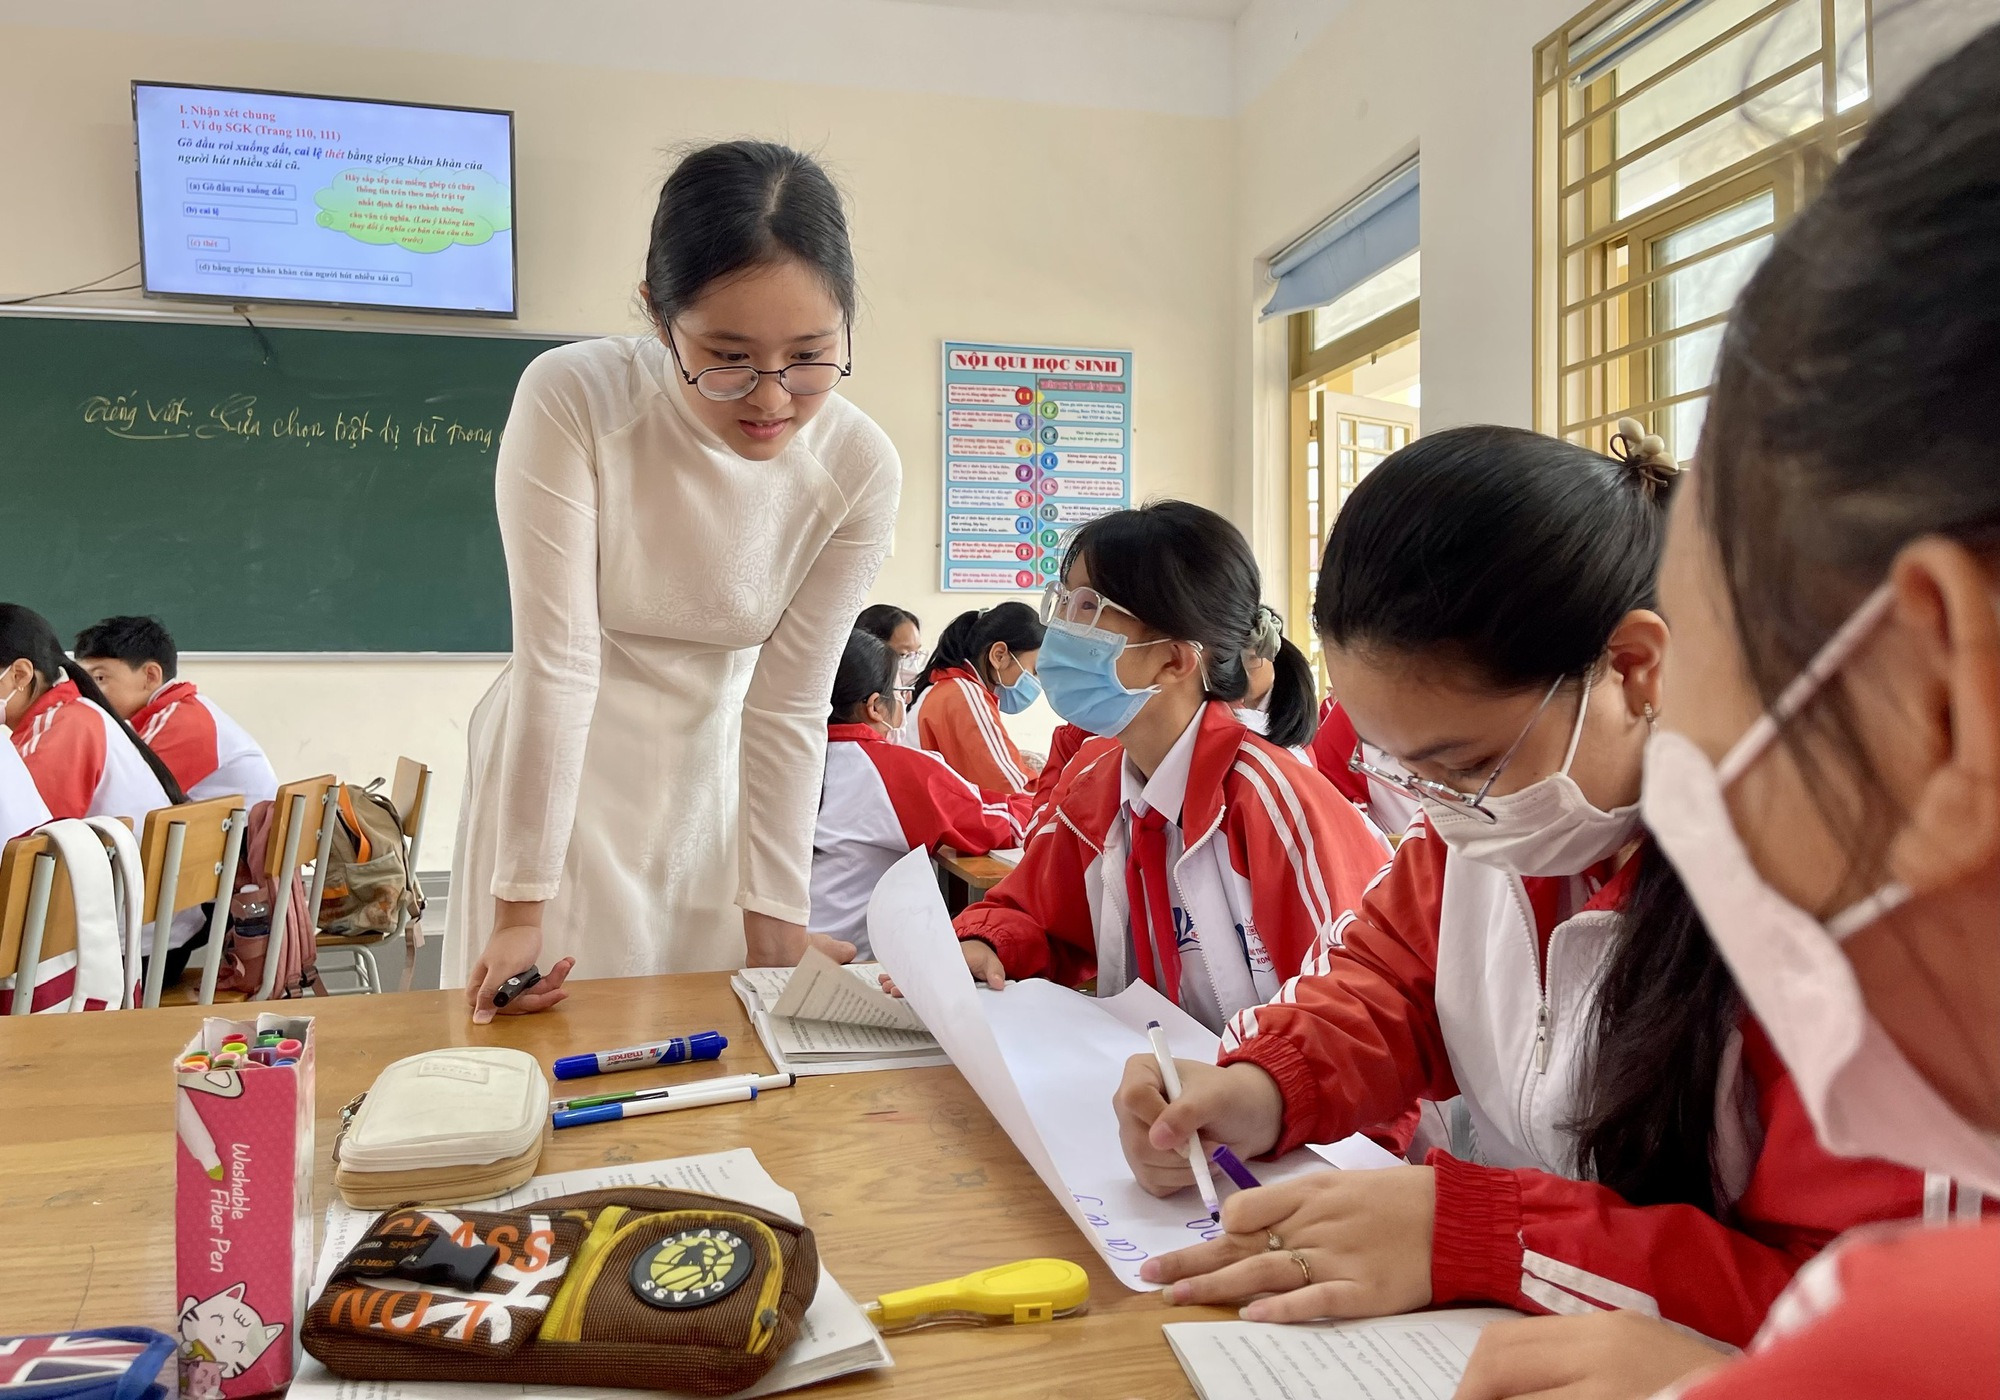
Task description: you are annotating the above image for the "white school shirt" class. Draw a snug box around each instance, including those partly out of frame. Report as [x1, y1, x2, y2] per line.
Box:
[0, 739, 50, 840]
[1117, 709, 1266, 1031]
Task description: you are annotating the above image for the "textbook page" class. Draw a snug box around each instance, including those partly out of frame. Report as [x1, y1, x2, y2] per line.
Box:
[867, 849, 1389, 1291]
[770, 946, 927, 1031]
[1165, 1308, 1524, 1400]
[732, 959, 949, 1075]
[294, 1149, 891, 1400]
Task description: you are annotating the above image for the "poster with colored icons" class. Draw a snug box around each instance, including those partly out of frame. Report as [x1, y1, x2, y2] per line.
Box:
[940, 340, 1133, 592]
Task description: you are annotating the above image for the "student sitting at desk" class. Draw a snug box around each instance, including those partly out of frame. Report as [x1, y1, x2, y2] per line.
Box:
[856, 603, 925, 747]
[810, 629, 1030, 957]
[0, 604, 183, 826]
[1113, 426, 1957, 1350]
[911, 602, 1045, 794]
[76, 615, 278, 807]
[952, 502, 1384, 1034]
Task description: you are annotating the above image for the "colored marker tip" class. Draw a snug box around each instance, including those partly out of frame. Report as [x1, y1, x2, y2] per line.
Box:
[1146, 1020, 1162, 1030]
[207, 1167, 225, 1180]
[1208, 1210, 1220, 1223]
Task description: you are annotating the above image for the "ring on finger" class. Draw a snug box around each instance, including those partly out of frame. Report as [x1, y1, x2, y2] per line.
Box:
[1288, 1249, 1313, 1287]
[1265, 1230, 1284, 1253]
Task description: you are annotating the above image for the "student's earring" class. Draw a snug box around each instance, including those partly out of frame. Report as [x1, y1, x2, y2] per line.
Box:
[1642, 701, 1658, 732]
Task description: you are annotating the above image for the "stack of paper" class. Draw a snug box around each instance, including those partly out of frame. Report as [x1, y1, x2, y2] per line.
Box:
[988, 847, 1024, 868]
[865, 848, 1400, 1290]
[1165, 1307, 1524, 1399]
[731, 949, 950, 1076]
[291, 1148, 893, 1400]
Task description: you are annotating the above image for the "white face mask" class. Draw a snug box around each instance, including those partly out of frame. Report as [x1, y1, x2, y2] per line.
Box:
[1423, 680, 1643, 876]
[1643, 582, 2000, 1193]
[0, 679, 21, 732]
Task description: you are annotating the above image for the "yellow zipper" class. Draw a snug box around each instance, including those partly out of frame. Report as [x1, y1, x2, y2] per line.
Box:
[539, 1209, 787, 1355]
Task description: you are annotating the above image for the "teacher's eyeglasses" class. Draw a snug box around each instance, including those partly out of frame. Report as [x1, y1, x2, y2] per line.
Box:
[665, 323, 853, 402]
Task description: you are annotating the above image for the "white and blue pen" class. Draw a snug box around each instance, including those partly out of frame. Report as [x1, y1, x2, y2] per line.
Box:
[553, 1081, 756, 1129]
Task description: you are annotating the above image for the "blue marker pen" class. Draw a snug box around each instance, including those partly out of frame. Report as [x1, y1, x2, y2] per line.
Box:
[553, 1082, 756, 1129]
[552, 1030, 727, 1081]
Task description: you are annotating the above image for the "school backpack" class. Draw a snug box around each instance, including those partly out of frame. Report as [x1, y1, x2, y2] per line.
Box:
[317, 780, 424, 938]
[221, 798, 326, 999]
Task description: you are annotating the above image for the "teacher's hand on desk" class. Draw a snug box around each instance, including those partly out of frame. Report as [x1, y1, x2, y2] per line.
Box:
[1141, 1167, 1438, 1322]
[743, 909, 857, 968]
[468, 902, 575, 1023]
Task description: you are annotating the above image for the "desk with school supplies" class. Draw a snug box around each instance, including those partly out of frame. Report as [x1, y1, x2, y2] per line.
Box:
[0, 973, 1221, 1398]
[934, 847, 1017, 913]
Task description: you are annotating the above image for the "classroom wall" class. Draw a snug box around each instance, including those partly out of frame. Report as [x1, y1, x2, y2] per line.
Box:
[0, 16, 1236, 854]
[1228, 0, 1596, 588]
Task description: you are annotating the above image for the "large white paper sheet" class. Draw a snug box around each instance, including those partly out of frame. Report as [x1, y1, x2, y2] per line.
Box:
[291, 1149, 890, 1400]
[867, 849, 1385, 1290]
[1164, 1308, 1524, 1400]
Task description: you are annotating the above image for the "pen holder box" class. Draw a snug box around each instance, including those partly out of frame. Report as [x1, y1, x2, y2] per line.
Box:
[173, 1013, 315, 1400]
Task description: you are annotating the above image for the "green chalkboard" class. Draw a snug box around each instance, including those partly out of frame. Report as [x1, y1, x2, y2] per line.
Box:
[0, 312, 575, 651]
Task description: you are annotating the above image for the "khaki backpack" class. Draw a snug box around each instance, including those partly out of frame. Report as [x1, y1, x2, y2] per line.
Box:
[318, 781, 424, 938]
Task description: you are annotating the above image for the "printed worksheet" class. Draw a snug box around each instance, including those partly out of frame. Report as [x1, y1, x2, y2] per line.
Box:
[1165, 1308, 1525, 1400]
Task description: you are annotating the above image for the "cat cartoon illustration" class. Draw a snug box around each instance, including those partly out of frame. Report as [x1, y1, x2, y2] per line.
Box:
[178, 1283, 284, 1395]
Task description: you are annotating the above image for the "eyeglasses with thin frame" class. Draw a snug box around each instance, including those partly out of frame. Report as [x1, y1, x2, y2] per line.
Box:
[1348, 675, 1567, 826]
[1040, 580, 1142, 630]
[891, 685, 916, 706]
[665, 322, 853, 402]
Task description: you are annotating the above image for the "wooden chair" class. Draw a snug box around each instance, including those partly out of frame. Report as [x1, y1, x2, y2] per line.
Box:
[316, 757, 431, 996]
[259, 774, 339, 1002]
[138, 796, 249, 1009]
[0, 832, 77, 1015]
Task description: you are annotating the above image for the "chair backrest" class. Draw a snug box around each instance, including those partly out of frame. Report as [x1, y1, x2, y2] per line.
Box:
[141, 795, 248, 919]
[0, 833, 77, 988]
[390, 757, 430, 844]
[268, 775, 337, 884]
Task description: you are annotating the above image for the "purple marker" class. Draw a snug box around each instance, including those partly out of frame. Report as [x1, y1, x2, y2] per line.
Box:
[1211, 1144, 1262, 1193]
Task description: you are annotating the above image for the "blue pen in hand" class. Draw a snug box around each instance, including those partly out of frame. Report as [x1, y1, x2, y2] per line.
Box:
[552, 1030, 727, 1081]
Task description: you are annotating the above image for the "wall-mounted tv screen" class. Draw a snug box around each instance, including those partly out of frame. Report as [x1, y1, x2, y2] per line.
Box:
[132, 81, 516, 317]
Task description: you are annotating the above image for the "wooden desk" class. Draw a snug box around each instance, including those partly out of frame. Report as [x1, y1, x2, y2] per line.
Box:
[935, 848, 1016, 915]
[0, 975, 1216, 1397]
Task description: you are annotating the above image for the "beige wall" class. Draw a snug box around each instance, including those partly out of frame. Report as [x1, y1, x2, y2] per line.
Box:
[1229, 0, 1584, 588]
[0, 21, 1233, 855]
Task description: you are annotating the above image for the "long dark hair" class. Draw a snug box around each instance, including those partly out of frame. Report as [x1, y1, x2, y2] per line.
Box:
[913, 603, 1045, 701]
[1063, 501, 1317, 749]
[0, 604, 188, 805]
[1701, 21, 2000, 895]
[1313, 425, 1733, 1209]
[855, 604, 919, 644]
[830, 629, 897, 725]
[642, 142, 856, 324]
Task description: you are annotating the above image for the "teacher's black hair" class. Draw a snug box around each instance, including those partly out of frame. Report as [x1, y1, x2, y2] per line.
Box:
[830, 629, 898, 725]
[643, 141, 856, 324]
[0, 603, 188, 805]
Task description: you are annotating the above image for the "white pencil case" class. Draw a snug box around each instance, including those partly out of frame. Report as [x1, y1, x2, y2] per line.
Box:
[333, 1046, 550, 1207]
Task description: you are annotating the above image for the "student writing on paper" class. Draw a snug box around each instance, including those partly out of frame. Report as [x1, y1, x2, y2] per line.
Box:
[0, 604, 184, 826]
[76, 616, 278, 808]
[1458, 35, 2000, 1399]
[911, 603, 1045, 794]
[809, 629, 1030, 956]
[1113, 429, 1964, 1349]
[952, 502, 1386, 1034]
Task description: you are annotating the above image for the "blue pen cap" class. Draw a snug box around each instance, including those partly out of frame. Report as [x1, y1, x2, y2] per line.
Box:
[552, 1103, 623, 1129]
[674, 1030, 728, 1063]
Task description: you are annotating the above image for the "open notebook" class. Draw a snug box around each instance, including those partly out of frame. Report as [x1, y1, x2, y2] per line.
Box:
[292, 1148, 893, 1400]
[731, 949, 949, 1076]
[1165, 1307, 1525, 1399]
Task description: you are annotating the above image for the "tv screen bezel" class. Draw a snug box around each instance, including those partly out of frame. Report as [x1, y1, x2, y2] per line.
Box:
[131, 79, 520, 320]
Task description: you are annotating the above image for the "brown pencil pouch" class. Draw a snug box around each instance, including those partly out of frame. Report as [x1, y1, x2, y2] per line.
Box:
[302, 1188, 819, 1396]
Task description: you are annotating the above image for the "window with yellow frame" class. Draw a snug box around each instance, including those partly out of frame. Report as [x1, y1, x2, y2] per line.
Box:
[1535, 0, 1873, 458]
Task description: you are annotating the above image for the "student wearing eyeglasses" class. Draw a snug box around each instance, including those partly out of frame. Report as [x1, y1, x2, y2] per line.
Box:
[950, 502, 1386, 1036]
[1111, 425, 1955, 1350]
[809, 629, 1030, 957]
[450, 141, 903, 1019]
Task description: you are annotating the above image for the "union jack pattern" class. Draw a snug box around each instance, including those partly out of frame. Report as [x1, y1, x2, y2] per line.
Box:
[0, 1333, 155, 1389]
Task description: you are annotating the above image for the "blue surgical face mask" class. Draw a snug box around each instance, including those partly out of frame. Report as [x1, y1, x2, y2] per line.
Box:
[997, 662, 1042, 716]
[1036, 621, 1173, 737]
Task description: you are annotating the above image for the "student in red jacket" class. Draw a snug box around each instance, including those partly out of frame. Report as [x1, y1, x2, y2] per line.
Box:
[1112, 427, 1956, 1351]
[1456, 33, 2000, 1399]
[955, 501, 1384, 1033]
[810, 629, 1030, 957]
[76, 616, 278, 807]
[911, 603, 1045, 793]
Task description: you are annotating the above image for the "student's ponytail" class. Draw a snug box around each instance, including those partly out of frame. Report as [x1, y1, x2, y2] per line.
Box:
[1263, 630, 1318, 750]
[0, 604, 188, 806]
[912, 609, 982, 703]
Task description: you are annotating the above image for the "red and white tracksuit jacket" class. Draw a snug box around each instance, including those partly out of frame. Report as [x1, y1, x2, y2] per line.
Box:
[810, 723, 1032, 955]
[956, 701, 1386, 1032]
[132, 680, 278, 807]
[1672, 1216, 1998, 1399]
[0, 738, 50, 840]
[1310, 696, 1420, 843]
[12, 680, 172, 827]
[1219, 817, 1965, 1348]
[1028, 723, 1089, 822]
[916, 666, 1041, 795]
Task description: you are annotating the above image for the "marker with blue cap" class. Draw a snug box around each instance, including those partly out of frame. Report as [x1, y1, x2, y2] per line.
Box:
[552, 1030, 727, 1081]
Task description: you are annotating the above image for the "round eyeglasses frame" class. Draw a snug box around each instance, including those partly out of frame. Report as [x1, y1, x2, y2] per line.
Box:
[665, 322, 853, 402]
